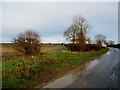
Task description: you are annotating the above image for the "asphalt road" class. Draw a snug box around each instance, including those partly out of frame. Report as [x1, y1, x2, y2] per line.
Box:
[42, 48, 119, 88]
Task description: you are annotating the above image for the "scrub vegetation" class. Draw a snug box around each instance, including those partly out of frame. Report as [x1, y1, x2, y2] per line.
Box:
[2, 44, 109, 88]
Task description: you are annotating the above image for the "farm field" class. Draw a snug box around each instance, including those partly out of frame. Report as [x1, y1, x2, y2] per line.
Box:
[1, 44, 63, 57]
[1, 43, 109, 88]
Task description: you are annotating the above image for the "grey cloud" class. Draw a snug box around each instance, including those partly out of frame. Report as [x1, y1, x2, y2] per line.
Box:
[2, 2, 118, 43]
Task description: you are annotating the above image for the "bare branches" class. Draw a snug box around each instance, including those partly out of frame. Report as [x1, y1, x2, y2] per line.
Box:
[95, 34, 107, 46]
[64, 15, 89, 44]
[12, 31, 41, 55]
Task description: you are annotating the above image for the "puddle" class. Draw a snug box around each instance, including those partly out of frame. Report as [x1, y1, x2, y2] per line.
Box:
[86, 59, 99, 71]
[43, 59, 100, 88]
[106, 51, 111, 55]
[106, 48, 114, 55]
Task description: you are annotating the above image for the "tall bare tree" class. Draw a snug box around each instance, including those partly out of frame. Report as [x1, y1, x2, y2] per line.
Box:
[64, 15, 89, 45]
[95, 34, 106, 46]
[12, 30, 41, 55]
[108, 40, 115, 45]
[64, 24, 77, 44]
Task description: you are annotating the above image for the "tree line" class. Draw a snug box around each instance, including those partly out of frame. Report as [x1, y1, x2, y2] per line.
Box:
[12, 15, 115, 55]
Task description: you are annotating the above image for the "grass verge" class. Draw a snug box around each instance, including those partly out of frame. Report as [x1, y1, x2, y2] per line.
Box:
[2, 47, 109, 88]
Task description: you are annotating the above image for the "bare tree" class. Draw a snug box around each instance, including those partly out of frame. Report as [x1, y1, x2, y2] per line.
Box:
[108, 40, 115, 45]
[64, 15, 89, 44]
[64, 24, 77, 44]
[95, 34, 106, 46]
[12, 30, 40, 55]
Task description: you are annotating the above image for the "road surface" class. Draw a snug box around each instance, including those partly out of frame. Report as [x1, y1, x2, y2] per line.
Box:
[42, 48, 119, 88]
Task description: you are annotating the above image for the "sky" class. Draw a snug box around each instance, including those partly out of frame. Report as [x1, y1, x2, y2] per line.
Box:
[1, 1, 119, 44]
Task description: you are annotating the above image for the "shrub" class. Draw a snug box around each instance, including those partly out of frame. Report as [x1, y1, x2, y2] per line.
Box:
[64, 44, 86, 52]
[85, 44, 102, 51]
[113, 44, 120, 48]
[64, 44, 102, 52]
[12, 31, 41, 55]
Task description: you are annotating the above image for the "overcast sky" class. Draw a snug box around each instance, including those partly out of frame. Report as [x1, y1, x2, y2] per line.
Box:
[1, 2, 118, 43]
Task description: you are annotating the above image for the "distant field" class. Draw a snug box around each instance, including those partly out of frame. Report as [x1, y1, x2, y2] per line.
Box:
[1, 44, 64, 57]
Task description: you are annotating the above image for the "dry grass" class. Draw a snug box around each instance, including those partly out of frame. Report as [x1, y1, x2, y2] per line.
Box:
[1, 44, 63, 57]
[1, 44, 16, 56]
[40, 44, 63, 53]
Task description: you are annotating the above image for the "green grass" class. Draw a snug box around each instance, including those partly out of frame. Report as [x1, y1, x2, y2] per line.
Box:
[2, 47, 109, 88]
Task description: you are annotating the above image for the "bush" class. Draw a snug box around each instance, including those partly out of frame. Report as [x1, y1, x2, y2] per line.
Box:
[115, 44, 120, 48]
[12, 31, 41, 55]
[64, 44, 86, 52]
[64, 44, 78, 52]
[107, 44, 120, 48]
[64, 44, 102, 52]
[85, 44, 102, 51]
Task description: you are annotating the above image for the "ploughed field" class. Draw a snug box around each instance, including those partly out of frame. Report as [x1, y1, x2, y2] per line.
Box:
[1, 43, 109, 88]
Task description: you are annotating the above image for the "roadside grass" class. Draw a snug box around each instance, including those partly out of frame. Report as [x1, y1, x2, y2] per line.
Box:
[2, 45, 109, 88]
